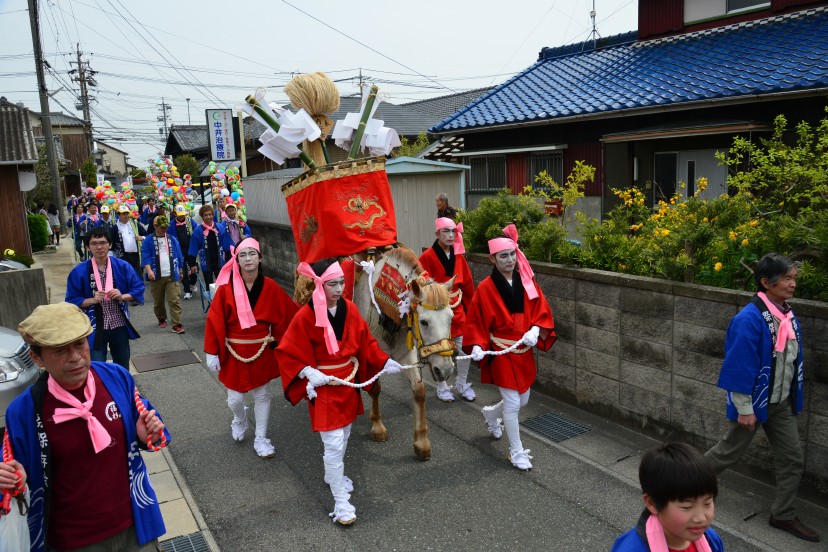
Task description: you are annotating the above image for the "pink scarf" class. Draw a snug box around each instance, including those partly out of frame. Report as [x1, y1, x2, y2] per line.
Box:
[215, 237, 259, 329]
[92, 256, 113, 294]
[646, 514, 712, 552]
[47, 371, 112, 454]
[435, 217, 465, 255]
[757, 291, 795, 352]
[202, 221, 219, 237]
[296, 261, 345, 355]
[487, 224, 538, 300]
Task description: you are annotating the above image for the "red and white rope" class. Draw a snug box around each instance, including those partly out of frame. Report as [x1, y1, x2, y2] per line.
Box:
[1, 430, 25, 516]
[133, 387, 167, 452]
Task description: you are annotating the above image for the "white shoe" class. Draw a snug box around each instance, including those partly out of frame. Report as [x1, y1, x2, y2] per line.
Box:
[455, 382, 476, 402]
[254, 437, 276, 459]
[329, 502, 357, 526]
[184, 292, 192, 300]
[324, 475, 354, 493]
[509, 448, 533, 471]
[231, 408, 249, 442]
[482, 402, 504, 439]
[436, 385, 455, 402]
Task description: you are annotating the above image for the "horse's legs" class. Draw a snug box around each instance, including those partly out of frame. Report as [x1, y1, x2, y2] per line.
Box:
[409, 369, 431, 461]
[367, 379, 388, 442]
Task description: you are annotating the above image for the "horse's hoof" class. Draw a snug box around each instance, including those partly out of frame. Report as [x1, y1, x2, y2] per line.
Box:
[370, 428, 388, 442]
[414, 446, 431, 461]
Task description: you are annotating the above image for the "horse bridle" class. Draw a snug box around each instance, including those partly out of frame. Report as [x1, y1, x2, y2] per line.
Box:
[405, 283, 455, 364]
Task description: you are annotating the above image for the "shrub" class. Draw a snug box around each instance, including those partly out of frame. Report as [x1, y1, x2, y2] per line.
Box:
[27, 214, 50, 252]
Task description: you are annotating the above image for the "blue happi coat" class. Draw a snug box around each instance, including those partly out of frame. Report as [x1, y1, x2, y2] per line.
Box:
[188, 223, 228, 272]
[65, 257, 145, 348]
[219, 218, 252, 252]
[717, 296, 804, 423]
[611, 510, 724, 552]
[141, 233, 185, 282]
[2, 362, 172, 551]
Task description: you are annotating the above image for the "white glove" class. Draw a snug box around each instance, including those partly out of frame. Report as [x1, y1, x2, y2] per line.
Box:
[522, 326, 540, 348]
[383, 358, 404, 374]
[205, 353, 220, 374]
[471, 345, 485, 362]
[300, 366, 332, 387]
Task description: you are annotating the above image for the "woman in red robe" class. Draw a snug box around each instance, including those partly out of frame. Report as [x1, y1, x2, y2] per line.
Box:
[463, 224, 556, 471]
[204, 238, 298, 458]
[277, 259, 402, 526]
[419, 217, 476, 402]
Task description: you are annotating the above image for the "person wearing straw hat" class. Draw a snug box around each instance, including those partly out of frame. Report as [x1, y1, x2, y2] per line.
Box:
[1, 302, 169, 552]
[188, 204, 228, 287]
[219, 200, 251, 251]
[463, 224, 556, 471]
[168, 204, 198, 300]
[148, 202, 169, 234]
[66, 226, 145, 369]
[141, 214, 186, 334]
[277, 258, 403, 526]
[112, 204, 145, 282]
[419, 217, 476, 402]
[203, 238, 298, 459]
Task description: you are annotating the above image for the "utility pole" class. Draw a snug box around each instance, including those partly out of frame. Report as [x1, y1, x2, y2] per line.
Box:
[27, 0, 64, 227]
[186, 98, 191, 125]
[70, 43, 95, 157]
[157, 97, 171, 139]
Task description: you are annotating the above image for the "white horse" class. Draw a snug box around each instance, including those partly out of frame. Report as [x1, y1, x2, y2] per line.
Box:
[351, 246, 456, 461]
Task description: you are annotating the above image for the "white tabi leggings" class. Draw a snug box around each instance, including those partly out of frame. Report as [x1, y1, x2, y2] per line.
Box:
[499, 386, 530, 453]
[436, 335, 471, 390]
[321, 424, 354, 516]
[226, 384, 270, 439]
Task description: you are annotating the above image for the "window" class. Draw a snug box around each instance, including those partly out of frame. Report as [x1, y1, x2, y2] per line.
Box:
[468, 156, 506, 192]
[530, 152, 564, 190]
[727, 0, 769, 13]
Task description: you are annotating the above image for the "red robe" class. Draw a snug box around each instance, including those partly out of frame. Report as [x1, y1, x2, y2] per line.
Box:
[462, 271, 556, 393]
[419, 243, 475, 338]
[204, 275, 298, 393]
[277, 298, 389, 432]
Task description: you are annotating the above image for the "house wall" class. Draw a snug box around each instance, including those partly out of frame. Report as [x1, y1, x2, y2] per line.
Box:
[463, 253, 828, 491]
[0, 166, 33, 256]
[0, 268, 47, 329]
[31, 120, 90, 172]
[99, 145, 128, 176]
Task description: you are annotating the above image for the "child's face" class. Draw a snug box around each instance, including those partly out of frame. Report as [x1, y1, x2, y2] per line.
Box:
[646, 494, 715, 549]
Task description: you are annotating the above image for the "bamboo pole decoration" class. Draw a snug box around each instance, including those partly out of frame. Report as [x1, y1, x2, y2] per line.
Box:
[244, 94, 317, 169]
[347, 85, 379, 160]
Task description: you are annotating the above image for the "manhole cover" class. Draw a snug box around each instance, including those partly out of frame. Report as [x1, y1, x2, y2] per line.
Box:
[133, 350, 198, 373]
[160, 532, 210, 552]
[521, 411, 591, 443]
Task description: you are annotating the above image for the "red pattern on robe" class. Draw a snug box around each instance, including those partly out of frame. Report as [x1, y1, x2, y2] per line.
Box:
[340, 258, 356, 301]
[204, 277, 298, 393]
[419, 246, 475, 338]
[277, 299, 389, 432]
[462, 276, 556, 393]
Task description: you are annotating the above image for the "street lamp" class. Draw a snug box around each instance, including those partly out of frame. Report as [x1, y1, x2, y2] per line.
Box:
[186, 98, 191, 125]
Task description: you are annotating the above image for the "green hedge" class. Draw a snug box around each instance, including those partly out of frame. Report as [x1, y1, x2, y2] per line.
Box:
[27, 214, 50, 252]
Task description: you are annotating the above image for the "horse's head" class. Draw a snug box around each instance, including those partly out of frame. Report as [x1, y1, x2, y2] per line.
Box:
[408, 276, 456, 382]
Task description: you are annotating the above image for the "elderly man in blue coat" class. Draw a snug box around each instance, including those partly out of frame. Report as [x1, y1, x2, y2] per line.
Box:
[141, 215, 186, 334]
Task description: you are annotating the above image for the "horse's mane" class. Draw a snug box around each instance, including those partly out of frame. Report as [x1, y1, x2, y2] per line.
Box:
[420, 279, 450, 306]
[383, 245, 424, 278]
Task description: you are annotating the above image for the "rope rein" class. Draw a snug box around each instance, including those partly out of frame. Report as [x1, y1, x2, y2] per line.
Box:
[305, 337, 530, 399]
[1, 430, 26, 516]
[133, 387, 168, 452]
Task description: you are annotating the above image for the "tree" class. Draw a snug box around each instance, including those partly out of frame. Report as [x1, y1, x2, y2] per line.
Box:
[25, 144, 54, 209]
[173, 153, 200, 179]
[80, 156, 97, 187]
[394, 131, 430, 158]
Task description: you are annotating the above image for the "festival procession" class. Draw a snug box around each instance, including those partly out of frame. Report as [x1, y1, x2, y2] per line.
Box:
[4, 1, 828, 550]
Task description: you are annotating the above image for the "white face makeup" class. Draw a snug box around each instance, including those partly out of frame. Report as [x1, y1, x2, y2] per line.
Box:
[237, 248, 260, 273]
[323, 277, 345, 308]
[436, 227, 456, 250]
[493, 248, 517, 278]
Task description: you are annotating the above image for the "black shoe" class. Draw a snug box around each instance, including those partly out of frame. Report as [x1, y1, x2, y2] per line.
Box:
[769, 515, 820, 542]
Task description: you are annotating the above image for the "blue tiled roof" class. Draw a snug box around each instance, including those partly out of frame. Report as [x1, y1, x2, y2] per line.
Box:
[431, 7, 828, 133]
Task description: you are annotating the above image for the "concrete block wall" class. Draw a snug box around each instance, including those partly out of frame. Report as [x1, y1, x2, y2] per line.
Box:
[250, 220, 828, 490]
[467, 253, 828, 491]
[0, 267, 47, 329]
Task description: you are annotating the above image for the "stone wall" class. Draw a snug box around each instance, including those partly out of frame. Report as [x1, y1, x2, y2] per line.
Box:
[467, 253, 828, 491]
[250, 220, 828, 490]
[0, 267, 48, 329]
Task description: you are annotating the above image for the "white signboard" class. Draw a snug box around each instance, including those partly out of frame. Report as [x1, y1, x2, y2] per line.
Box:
[206, 109, 236, 162]
[96, 173, 105, 187]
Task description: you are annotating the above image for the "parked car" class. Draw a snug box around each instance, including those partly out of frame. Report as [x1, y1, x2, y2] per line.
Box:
[0, 325, 41, 430]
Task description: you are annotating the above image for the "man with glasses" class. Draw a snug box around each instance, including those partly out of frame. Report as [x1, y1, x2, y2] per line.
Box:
[65, 226, 145, 369]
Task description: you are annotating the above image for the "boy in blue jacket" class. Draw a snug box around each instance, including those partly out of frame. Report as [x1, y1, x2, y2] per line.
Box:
[612, 443, 724, 552]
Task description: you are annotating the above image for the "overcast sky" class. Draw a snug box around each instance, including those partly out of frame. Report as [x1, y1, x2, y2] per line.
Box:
[1, 0, 638, 165]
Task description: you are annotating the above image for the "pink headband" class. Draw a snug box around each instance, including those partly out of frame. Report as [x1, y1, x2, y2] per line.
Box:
[296, 261, 345, 355]
[215, 237, 260, 329]
[435, 217, 465, 255]
[487, 224, 538, 300]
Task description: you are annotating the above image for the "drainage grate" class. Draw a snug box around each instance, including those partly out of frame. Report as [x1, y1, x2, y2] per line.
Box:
[521, 411, 591, 443]
[133, 350, 199, 373]
[160, 532, 210, 552]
